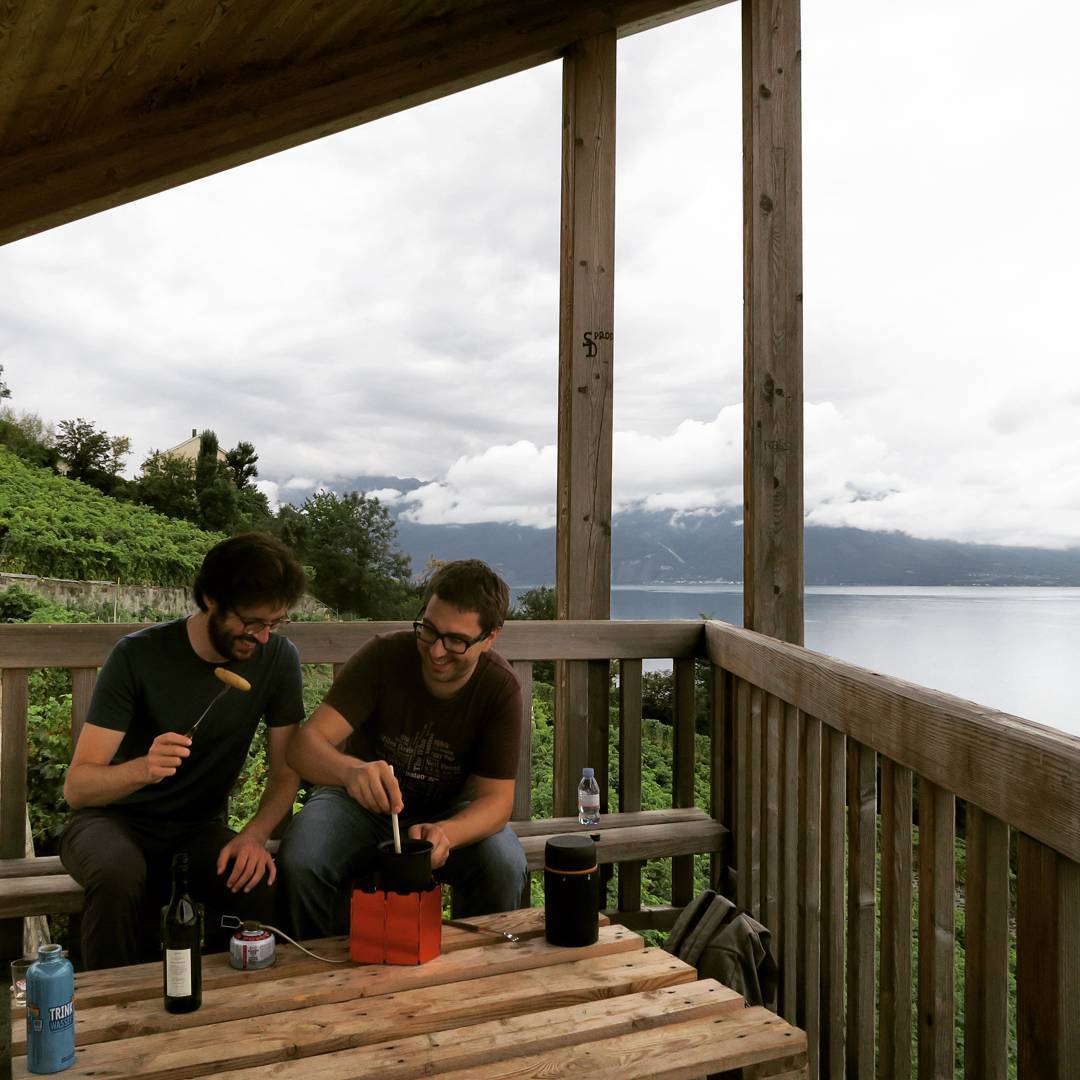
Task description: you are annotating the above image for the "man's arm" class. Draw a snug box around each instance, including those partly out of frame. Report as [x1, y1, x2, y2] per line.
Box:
[287, 703, 403, 815]
[64, 723, 192, 809]
[409, 775, 515, 870]
[216, 724, 301, 892]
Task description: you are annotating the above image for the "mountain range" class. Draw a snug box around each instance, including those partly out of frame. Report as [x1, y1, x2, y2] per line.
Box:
[275, 475, 1080, 587]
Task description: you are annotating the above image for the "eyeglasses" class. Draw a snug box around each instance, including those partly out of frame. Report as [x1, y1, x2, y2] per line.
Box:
[413, 619, 489, 655]
[232, 612, 290, 635]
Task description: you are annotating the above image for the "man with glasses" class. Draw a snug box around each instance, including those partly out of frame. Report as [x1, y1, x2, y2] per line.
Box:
[280, 559, 527, 937]
[60, 533, 306, 969]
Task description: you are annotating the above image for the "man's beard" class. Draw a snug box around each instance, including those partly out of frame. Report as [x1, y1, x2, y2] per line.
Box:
[207, 611, 259, 661]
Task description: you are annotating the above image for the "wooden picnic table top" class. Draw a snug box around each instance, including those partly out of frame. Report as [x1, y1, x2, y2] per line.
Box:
[10, 908, 807, 1079]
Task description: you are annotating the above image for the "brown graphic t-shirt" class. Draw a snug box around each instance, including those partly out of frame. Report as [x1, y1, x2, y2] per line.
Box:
[323, 631, 522, 819]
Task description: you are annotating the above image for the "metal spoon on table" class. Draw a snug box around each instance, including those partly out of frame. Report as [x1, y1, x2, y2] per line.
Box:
[443, 919, 520, 943]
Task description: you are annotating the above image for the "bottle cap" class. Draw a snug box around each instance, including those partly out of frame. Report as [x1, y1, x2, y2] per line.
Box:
[581, 767, 594, 779]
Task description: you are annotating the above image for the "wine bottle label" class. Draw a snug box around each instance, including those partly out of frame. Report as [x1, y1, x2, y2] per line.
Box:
[165, 949, 193, 997]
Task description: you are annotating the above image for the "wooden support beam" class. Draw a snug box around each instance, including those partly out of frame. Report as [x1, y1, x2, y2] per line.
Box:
[741, 0, 804, 644]
[554, 30, 617, 816]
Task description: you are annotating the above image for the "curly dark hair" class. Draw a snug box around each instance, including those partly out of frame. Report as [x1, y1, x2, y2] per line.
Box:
[420, 559, 510, 634]
[192, 532, 306, 613]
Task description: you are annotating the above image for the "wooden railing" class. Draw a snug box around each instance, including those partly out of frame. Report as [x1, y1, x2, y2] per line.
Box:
[705, 619, 1080, 1079]
[0, 620, 712, 942]
[3, 617, 1079, 1076]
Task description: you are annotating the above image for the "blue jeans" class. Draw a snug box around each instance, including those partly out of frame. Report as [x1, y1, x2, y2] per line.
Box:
[277, 786, 529, 938]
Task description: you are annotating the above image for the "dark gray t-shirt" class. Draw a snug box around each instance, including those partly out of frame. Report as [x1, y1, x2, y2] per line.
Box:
[85, 618, 304, 823]
[324, 631, 522, 819]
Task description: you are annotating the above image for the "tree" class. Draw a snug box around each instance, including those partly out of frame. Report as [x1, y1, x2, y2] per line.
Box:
[508, 585, 556, 682]
[235, 485, 273, 531]
[510, 585, 556, 621]
[0, 408, 59, 469]
[195, 430, 238, 533]
[225, 441, 259, 489]
[135, 452, 199, 522]
[282, 490, 418, 618]
[0, 364, 10, 400]
[107, 435, 131, 477]
[55, 418, 112, 483]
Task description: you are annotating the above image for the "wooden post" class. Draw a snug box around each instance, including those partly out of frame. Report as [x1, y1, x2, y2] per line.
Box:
[742, 0, 804, 644]
[554, 31, 616, 816]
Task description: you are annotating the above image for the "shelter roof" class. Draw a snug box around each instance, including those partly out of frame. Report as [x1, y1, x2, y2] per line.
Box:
[0, 0, 727, 247]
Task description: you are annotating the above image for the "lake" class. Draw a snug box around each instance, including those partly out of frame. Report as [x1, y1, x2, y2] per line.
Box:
[510, 585, 1080, 738]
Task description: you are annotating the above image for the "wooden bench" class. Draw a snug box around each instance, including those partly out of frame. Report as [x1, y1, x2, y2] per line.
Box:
[2, 619, 728, 962]
[0, 807, 726, 923]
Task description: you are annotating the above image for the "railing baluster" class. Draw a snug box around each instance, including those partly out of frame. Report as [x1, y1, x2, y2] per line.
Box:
[1017, 834, 1080, 1078]
[1061, 855, 1080, 1067]
[511, 661, 533, 823]
[1, 668, 30, 961]
[762, 691, 780, 946]
[965, 805, 1008, 1079]
[846, 738, 876, 1074]
[748, 685, 763, 920]
[820, 724, 846, 1079]
[798, 713, 822, 1080]
[917, 778, 955, 1078]
[879, 758, 912, 1080]
[735, 677, 753, 912]
[709, 664, 732, 894]
[618, 659, 643, 913]
[671, 657, 696, 907]
[779, 700, 799, 1023]
[71, 667, 97, 748]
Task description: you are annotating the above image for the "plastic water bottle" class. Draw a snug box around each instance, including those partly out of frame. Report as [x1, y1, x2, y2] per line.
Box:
[25, 943, 75, 1074]
[577, 767, 601, 825]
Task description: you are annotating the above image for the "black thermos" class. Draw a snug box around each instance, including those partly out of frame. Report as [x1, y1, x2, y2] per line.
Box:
[544, 834, 599, 946]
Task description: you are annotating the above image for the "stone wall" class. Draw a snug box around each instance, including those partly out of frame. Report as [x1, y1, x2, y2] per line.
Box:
[0, 572, 330, 619]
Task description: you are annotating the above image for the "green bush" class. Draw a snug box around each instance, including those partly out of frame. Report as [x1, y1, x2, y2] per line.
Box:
[0, 447, 221, 585]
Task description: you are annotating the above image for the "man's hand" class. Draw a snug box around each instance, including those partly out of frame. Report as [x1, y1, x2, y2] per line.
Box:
[344, 760, 403, 815]
[144, 732, 191, 784]
[409, 822, 451, 869]
[217, 832, 276, 893]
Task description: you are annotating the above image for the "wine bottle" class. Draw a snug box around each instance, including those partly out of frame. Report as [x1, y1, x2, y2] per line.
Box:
[161, 853, 203, 1013]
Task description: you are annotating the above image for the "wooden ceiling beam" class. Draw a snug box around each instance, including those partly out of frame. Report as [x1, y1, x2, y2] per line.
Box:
[0, 0, 729, 246]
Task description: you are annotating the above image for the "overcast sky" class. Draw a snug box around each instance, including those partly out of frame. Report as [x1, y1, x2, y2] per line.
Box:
[2, 1, 1078, 549]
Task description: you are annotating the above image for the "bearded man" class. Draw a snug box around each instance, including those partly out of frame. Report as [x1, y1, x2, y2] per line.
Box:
[61, 533, 306, 969]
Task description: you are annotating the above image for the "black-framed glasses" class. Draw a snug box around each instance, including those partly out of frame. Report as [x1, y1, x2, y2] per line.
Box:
[232, 612, 290, 635]
[413, 619, 489, 655]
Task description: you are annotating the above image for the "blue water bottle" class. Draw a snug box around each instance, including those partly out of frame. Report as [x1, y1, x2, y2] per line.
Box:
[25, 943, 76, 1073]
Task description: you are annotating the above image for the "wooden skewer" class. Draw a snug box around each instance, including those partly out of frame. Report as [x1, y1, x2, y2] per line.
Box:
[389, 764, 402, 853]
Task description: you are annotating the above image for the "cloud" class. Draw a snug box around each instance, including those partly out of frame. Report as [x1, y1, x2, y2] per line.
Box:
[1, 2, 1078, 551]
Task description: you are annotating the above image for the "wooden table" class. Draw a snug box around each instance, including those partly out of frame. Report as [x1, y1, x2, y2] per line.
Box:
[9, 909, 807, 1079]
